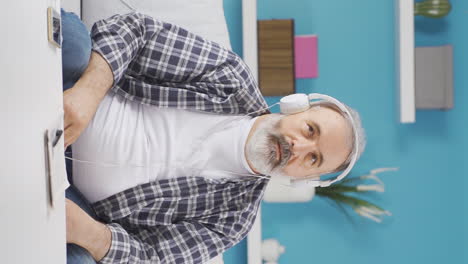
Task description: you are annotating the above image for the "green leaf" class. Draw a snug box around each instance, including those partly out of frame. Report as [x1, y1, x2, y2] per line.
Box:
[322, 192, 385, 212]
[316, 185, 358, 194]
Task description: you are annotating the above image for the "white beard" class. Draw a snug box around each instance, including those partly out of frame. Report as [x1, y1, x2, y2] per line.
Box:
[245, 114, 291, 177]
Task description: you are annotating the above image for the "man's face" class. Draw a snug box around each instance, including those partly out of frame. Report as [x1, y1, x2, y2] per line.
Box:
[245, 106, 353, 179]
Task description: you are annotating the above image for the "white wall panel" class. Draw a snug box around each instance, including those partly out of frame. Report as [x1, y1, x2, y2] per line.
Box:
[0, 0, 66, 263]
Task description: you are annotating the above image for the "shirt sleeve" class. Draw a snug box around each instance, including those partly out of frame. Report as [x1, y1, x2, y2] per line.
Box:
[98, 222, 232, 264]
[91, 176, 267, 264]
[90, 12, 152, 86]
[90, 12, 269, 115]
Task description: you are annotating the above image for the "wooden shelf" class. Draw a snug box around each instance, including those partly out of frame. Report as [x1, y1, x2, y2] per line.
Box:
[258, 19, 295, 96]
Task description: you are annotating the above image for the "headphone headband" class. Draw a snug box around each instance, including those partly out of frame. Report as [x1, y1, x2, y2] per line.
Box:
[275, 93, 360, 188]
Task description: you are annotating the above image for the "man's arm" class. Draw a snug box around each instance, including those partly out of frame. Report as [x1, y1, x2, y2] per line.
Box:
[91, 12, 269, 115]
[98, 221, 231, 264]
[66, 197, 235, 264]
[63, 52, 113, 147]
[65, 198, 111, 261]
[85, 176, 266, 264]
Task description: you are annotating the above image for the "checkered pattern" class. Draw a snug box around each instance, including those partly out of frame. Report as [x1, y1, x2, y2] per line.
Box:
[93, 177, 267, 263]
[91, 12, 269, 115]
[89, 13, 270, 263]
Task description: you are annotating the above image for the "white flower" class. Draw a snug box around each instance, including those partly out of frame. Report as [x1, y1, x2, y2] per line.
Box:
[356, 167, 399, 193]
[356, 184, 385, 192]
[352, 167, 397, 222]
[370, 167, 399, 175]
[359, 174, 384, 185]
[354, 206, 392, 223]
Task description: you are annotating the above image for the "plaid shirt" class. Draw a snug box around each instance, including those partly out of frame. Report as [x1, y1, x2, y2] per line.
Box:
[90, 13, 270, 263]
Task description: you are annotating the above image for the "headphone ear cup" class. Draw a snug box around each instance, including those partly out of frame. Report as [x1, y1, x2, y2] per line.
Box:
[280, 94, 310, 114]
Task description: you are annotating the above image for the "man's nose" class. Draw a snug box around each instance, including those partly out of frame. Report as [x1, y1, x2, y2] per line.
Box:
[291, 138, 316, 157]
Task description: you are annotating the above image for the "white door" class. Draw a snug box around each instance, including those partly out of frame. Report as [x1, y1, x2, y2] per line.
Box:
[0, 0, 66, 263]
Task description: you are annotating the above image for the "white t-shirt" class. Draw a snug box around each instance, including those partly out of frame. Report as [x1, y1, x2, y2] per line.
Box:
[72, 92, 256, 203]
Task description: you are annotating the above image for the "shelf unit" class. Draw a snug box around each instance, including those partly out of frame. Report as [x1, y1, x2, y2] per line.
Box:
[395, 0, 415, 123]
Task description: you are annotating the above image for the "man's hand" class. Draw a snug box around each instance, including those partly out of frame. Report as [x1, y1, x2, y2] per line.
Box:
[63, 86, 101, 148]
[63, 52, 114, 148]
[65, 198, 112, 261]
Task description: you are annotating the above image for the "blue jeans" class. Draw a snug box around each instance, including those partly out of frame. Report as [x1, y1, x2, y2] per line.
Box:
[65, 186, 99, 264]
[62, 9, 91, 90]
[61, 9, 97, 264]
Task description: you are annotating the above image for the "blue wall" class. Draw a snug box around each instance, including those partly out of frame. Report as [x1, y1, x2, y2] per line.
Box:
[223, 0, 467, 263]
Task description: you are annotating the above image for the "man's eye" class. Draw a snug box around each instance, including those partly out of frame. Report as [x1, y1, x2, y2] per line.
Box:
[308, 125, 315, 136]
[311, 153, 317, 165]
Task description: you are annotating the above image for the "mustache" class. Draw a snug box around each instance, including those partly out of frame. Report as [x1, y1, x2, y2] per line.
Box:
[267, 134, 291, 170]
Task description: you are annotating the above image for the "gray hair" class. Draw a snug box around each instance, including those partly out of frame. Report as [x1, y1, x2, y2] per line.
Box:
[310, 101, 366, 173]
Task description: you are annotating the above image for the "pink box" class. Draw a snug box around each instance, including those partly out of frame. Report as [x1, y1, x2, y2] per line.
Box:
[294, 35, 318, 78]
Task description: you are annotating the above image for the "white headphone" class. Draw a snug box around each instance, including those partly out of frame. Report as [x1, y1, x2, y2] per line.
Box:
[270, 93, 360, 188]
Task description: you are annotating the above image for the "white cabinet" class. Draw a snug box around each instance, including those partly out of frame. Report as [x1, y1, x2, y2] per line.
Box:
[0, 1, 66, 263]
